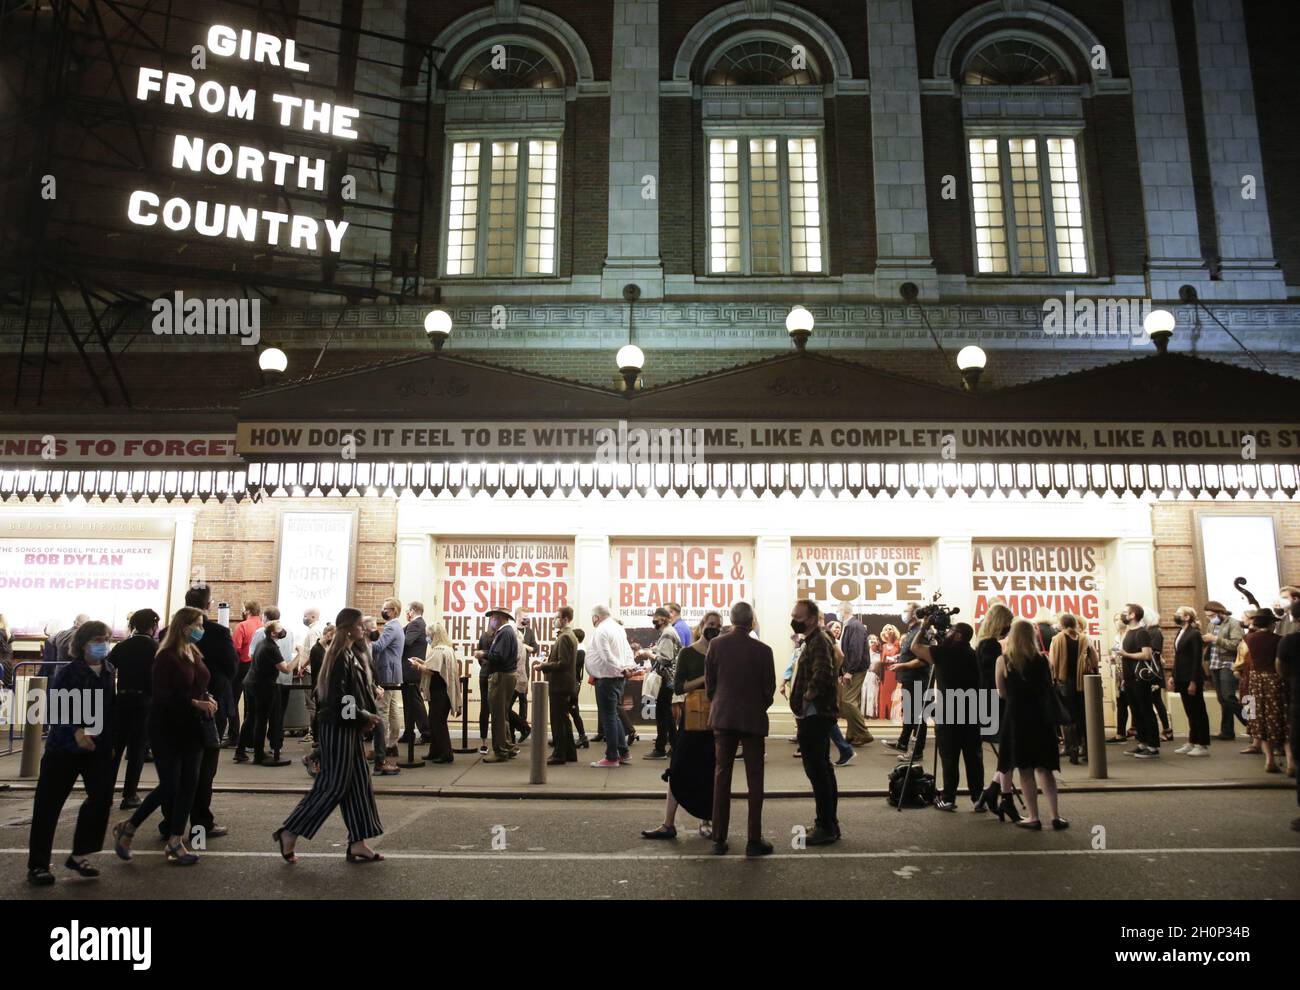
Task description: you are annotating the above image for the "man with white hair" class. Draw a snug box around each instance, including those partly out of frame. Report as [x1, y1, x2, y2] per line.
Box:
[52, 614, 90, 662]
[587, 605, 636, 768]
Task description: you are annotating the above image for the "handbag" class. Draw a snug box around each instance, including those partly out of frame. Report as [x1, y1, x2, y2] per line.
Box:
[643, 668, 662, 698]
[683, 689, 712, 731]
[196, 693, 220, 748]
[1048, 683, 1073, 726]
[1135, 656, 1162, 684]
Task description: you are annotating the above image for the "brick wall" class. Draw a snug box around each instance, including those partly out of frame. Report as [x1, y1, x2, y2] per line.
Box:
[1151, 502, 1300, 631]
[659, 96, 694, 274]
[190, 496, 398, 615]
[921, 94, 968, 275]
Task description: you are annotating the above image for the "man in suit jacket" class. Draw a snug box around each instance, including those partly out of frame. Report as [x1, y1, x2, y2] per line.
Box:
[400, 602, 431, 745]
[705, 601, 775, 857]
[536, 606, 579, 764]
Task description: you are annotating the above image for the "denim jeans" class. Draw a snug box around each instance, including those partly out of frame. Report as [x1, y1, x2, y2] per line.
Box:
[595, 677, 627, 762]
[828, 722, 852, 758]
[1211, 667, 1247, 737]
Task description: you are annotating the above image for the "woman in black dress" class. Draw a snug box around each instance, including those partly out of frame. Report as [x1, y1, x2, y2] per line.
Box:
[973, 603, 1018, 819]
[997, 620, 1067, 831]
[640, 611, 721, 841]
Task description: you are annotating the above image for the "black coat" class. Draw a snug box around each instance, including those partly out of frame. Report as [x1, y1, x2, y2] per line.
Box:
[1171, 626, 1205, 688]
[402, 616, 428, 684]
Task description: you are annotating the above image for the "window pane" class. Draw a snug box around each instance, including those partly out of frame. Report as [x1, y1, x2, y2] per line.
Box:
[708, 138, 741, 274]
[1047, 138, 1088, 274]
[968, 138, 1007, 274]
[749, 138, 781, 275]
[446, 141, 480, 275]
[485, 141, 519, 276]
[787, 137, 822, 273]
[1007, 137, 1046, 274]
[524, 139, 558, 275]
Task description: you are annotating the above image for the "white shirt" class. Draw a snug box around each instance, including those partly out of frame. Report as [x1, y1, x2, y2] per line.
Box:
[585, 618, 632, 679]
[297, 622, 322, 668]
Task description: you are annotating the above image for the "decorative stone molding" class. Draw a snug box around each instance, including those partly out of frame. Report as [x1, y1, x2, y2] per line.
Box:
[960, 85, 1084, 122]
[672, 1, 856, 83]
[443, 89, 567, 127]
[932, 0, 1115, 85]
[700, 85, 824, 121]
[432, 3, 596, 87]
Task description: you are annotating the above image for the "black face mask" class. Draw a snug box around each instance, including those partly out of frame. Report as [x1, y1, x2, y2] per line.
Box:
[1291, 602, 1300, 621]
[790, 619, 809, 636]
[368, 630, 380, 642]
[703, 626, 720, 641]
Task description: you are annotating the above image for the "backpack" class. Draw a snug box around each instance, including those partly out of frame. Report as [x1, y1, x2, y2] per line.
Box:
[886, 762, 936, 808]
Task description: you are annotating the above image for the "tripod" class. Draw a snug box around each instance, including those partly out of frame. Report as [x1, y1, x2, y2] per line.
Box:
[894, 664, 937, 810]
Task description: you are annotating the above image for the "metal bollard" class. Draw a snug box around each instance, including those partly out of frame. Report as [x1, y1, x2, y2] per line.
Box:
[529, 680, 548, 784]
[1084, 673, 1107, 779]
[20, 676, 47, 778]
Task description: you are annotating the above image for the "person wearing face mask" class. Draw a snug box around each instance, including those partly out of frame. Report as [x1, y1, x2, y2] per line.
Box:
[639, 607, 682, 760]
[26, 619, 117, 886]
[1278, 587, 1300, 638]
[882, 603, 928, 762]
[251, 621, 293, 766]
[476, 608, 521, 762]
[112, 607, 214, 866]
[1168, 607, 1209, 756]
[295, 607, 322, 740]
[514, 609, 539, 733]
[240, 606, 292, 764]
[108, 608, 160, 810]
[1202, 601, 1247, 740]
[275, 608, 385, 865]
[642, 611, 721, 841]
[398, 602, 431, 747]
[370, 599, 405, 775]
[229, 601, 263, 747]
[534, 606, 579, 765]
[1116, 604, 1160, 759]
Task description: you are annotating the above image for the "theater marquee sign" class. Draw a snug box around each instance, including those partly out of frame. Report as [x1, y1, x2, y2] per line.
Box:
[235, 420, 1300, 463]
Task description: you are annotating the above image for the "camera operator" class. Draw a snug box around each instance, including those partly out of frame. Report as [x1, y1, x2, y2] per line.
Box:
[908, 618, 984, 811]
[883, 604, 928, 762]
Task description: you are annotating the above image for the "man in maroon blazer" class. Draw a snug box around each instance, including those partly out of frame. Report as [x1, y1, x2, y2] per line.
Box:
[706, 601, 776, 857]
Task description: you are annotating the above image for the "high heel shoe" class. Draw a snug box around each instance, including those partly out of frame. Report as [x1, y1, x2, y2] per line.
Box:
[996, 794, 1022, 823]
[164, 842, 199, 866]
[111, 820, 135, 861]
[272, 827, 297, 864]
[973, 781, 1000, 813]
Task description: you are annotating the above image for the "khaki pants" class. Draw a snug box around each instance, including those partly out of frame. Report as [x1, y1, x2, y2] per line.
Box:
[840, 670, 872, 744]
[489, 672, 517, 758]
[377, 688, 401, 750]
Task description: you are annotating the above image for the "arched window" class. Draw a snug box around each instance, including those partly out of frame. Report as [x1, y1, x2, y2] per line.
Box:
[456, 44, 563, 90]
[700, 34, 827, 276]
[704, 38, 820, 86]
[963, 37, 1072, 86]
[443, 42, 564, 278]
[959, 34, 1089, 276]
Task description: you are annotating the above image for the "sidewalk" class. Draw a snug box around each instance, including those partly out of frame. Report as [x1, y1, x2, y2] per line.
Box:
[3, 721, 1292, 799]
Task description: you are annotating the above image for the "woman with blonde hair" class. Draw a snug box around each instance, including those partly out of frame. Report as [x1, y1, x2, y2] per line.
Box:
[112, 607, 214, 865]
[275, 608, 384, 864]
[1049, 613, 1099, 765]
[876, 624, 901, 720]
[997, 620, 1066, 830]
[973, 603, 1017, 817]
[410, 621, 461, 763]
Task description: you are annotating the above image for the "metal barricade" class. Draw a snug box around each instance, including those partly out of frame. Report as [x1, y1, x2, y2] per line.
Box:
[2, 660, 69, 757]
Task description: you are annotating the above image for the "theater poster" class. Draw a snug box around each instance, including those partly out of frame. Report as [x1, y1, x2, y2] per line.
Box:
[436, 539, 573, 657]
[0, 516, 175, 637]
[611, 541, 754, 628]
[791, 542, 934, 620]
[273, 510, 356, 638]
[971, 541, 1106, 638]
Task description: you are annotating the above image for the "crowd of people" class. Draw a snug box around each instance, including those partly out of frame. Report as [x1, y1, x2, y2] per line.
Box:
[13, 582, 1300, 881]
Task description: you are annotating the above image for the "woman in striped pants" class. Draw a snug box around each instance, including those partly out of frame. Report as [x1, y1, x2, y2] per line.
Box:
[275, 608, 384, 864]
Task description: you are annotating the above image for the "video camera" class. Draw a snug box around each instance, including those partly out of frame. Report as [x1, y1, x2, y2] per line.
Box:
[914, 592, 959, 635]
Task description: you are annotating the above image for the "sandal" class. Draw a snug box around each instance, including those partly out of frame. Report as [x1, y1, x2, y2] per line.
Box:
[111, 820, 136, 861]
[1240, 746, 1262, 754]
[272, 827, 297, 864]
[164, 842, 199, 866]
[345, 845, 384, 863]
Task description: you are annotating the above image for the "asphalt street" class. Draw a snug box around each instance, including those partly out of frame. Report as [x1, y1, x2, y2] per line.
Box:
[3, 787, 1297, 900]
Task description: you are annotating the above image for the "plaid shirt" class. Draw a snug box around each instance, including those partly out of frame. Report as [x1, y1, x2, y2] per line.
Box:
[1207, 616, 1243, 671]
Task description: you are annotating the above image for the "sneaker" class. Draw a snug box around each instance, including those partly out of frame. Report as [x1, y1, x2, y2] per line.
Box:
[477, 745, 489, 755]
[590, 759, 620, 768]
[1132, 749, 1158, 759]
[934, 798, 957, 812]
[881, 740, 904, 751]
[834, 750, 855, 767]
[1187, 745, 1210, 757]
[618, 755, 632, 766]
[805, 826, 838, 846]
[643, 750, 668, 760]
[1123, 746, 1148, 757]
[1174, 742, 1193, 755]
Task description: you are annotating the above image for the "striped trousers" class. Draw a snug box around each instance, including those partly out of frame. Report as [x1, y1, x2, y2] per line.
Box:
[282, 720, 383, 844]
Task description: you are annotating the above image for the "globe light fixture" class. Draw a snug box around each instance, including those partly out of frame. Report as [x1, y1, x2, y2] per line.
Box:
[258, 346, 287, 375]
[616, 344, 644, 392]
[786, 305, 814, 351]
[1143, 308, 1175, 355]
[956, 345, 987, 391]
[424, 309, 453, 352]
